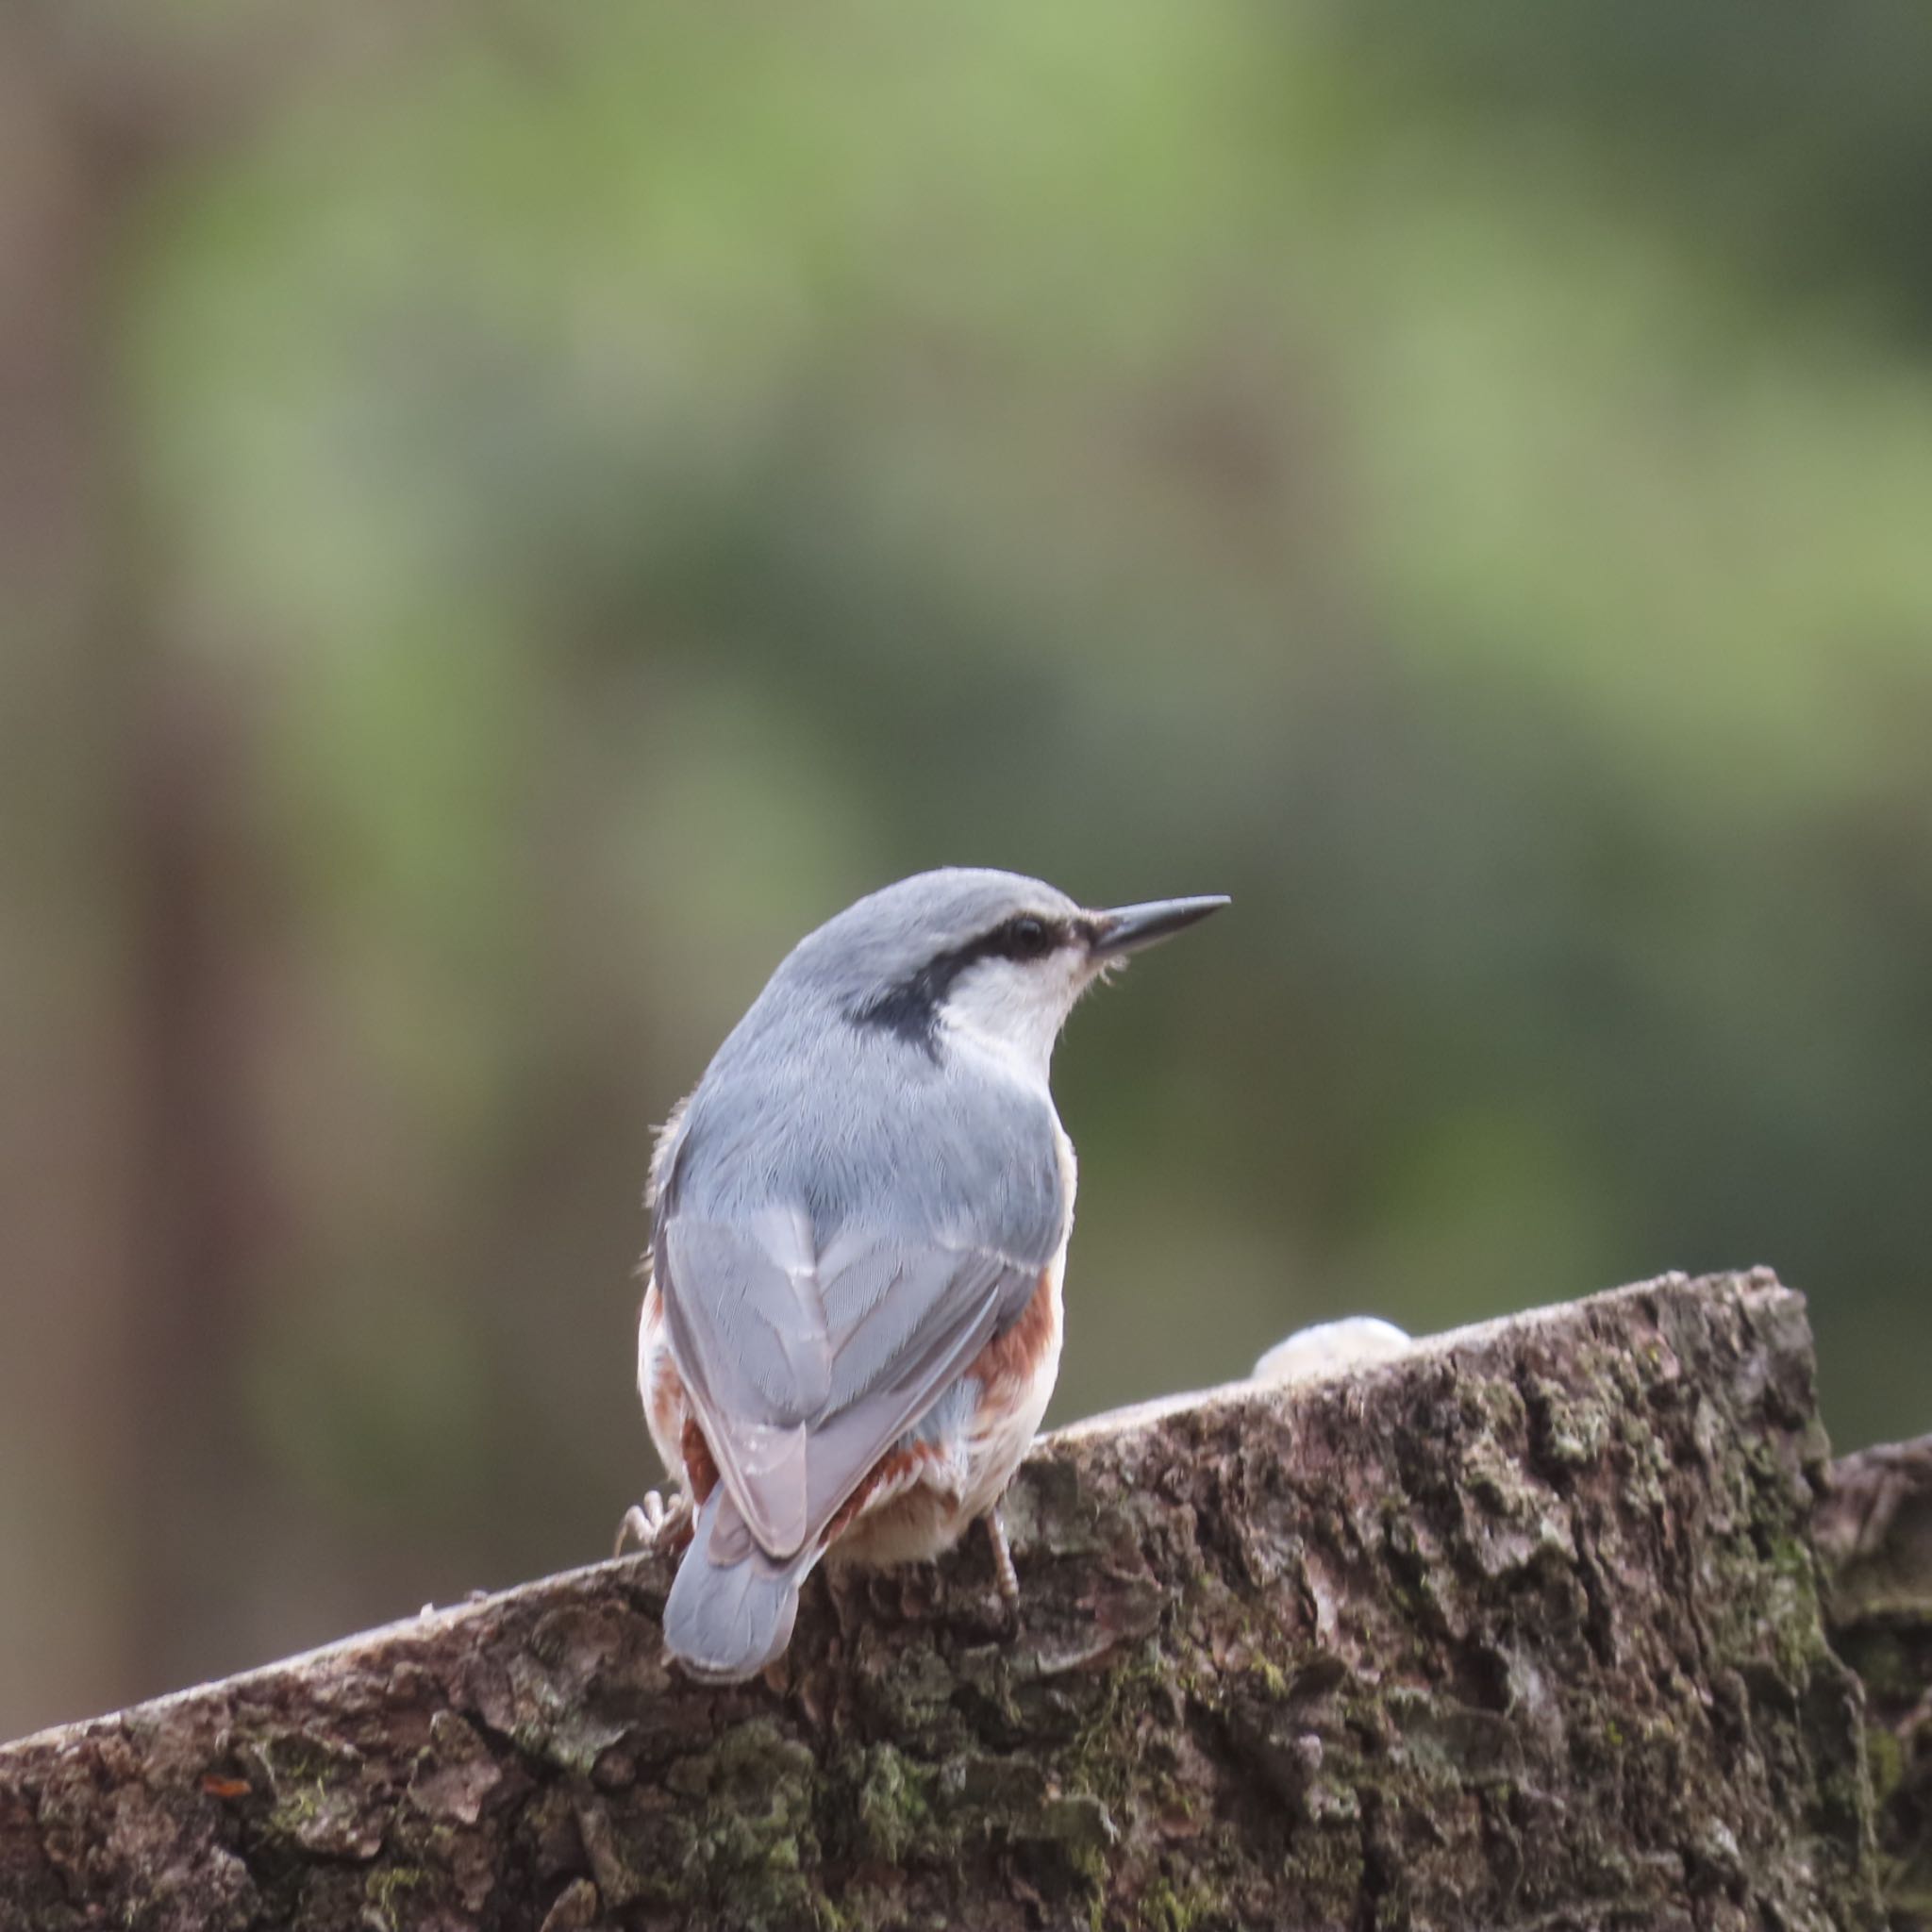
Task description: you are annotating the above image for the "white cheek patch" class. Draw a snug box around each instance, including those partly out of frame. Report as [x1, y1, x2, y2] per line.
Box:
[939, 955, 1090, 1085]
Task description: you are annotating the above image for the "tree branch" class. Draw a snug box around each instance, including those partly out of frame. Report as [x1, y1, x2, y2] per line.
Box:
[0, 1273, 1890, 1929]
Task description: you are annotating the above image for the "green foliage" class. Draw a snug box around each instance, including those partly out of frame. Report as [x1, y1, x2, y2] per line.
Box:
[133, 0, 1932, 1499]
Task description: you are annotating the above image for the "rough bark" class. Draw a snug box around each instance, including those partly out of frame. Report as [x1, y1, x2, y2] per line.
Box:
[1821, 1436, 1932, 1929]
[0, 1272, 1888, 1931]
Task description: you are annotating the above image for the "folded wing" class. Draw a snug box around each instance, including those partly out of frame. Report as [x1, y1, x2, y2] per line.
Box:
[659, 1211, 1042, 1563]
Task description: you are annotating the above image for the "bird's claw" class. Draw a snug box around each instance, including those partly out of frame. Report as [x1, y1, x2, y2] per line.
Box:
[614, 1489, 692, 1558]
[983, 1504, 1021, 1614]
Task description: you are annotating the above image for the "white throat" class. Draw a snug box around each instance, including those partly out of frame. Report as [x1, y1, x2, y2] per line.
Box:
[936, 956, 1090, 1091]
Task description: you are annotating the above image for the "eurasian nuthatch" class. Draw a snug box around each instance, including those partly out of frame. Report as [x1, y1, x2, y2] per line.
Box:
[625, 868, 1226, 1680]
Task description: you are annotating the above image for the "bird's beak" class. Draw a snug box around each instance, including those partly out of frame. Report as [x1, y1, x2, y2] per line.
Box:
[1087, 894, 1230, 958]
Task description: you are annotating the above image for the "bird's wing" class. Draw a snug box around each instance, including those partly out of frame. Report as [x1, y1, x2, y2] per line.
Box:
[658, 1208, 1045, 1563]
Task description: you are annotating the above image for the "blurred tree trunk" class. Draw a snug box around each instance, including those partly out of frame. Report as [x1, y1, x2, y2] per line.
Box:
[0, 1273, 1895, 1930]
[0, 0, 443, 1739]
[0, 0, 205, 1730]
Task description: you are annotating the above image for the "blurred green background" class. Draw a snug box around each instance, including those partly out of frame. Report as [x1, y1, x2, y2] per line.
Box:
[4, 0, 1929, 1742]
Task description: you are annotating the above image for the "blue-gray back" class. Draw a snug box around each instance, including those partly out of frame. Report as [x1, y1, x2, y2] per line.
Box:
[652, 888, 1073, 1560]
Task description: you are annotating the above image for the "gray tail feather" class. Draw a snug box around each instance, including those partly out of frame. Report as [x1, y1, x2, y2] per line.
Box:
[662, 1488, 814, 1682]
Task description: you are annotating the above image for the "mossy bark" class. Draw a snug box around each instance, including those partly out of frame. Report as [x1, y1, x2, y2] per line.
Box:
[0, 1272, 1891, 1930]
[1821, 1435, 1932, 1929]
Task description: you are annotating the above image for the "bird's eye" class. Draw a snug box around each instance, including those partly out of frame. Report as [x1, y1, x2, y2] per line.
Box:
[1006, 916, 1053, 959]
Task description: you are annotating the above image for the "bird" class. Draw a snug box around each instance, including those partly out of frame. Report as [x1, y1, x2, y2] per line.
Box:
[623, 867, 1227, 1682]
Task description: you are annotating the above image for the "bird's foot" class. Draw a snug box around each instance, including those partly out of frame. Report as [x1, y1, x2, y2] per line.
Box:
[983, 1504, 1021, 1612]
[614, 1489, 693, 1558]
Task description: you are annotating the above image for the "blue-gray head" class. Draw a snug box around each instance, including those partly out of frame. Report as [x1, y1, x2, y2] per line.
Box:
[768, 867, 1228, 1085]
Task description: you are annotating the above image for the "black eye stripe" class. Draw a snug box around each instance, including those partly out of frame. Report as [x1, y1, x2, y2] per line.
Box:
[851, 910, 1068, 1052]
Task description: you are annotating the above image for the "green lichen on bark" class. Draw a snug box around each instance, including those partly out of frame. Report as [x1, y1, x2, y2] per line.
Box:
[0, 1273, 1893, 1930]
[1820, 1437, 1932, 1929]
